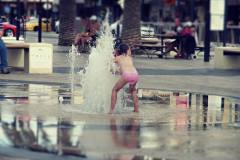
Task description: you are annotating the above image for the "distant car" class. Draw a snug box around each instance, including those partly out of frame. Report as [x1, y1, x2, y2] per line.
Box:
[25, 18, 52, 32]
[3, 22, 17, 37]
[0, 17, 17, 37]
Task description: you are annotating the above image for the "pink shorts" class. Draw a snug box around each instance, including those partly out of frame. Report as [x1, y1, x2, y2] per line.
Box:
[122, 72, 139, 85]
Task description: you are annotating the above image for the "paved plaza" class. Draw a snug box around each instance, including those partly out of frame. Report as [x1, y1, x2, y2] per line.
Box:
[1, 32, 240, 98]
[0, 32, 240, 160]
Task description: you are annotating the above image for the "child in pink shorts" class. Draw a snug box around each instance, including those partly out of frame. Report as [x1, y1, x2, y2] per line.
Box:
[109, 44, 139, 114]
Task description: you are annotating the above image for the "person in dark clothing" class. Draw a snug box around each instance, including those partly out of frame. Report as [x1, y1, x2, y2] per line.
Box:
[165, 23, 197, 59]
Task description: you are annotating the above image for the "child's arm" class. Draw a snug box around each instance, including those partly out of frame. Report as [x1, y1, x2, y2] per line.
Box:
[110, 56, 121, 74]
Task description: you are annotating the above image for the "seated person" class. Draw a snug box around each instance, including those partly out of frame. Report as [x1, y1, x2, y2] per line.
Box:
[178, 24, 197, 58]
[165, 23, 196, 59]
[164, 23, 184, 56]
[74, 30, 92, 46]
[87, 15, 101, 46]
[0, 22, 10, 74]
[74, 15, 100, 47]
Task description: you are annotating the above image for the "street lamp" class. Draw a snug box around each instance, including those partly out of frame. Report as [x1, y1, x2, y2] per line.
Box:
[45, 0, 50, 32]
[190, 0, 195, 21]
[223, 0, 227, 46]
[16, 0, 21, 40]
[204, 0, 210, 62]
[38, 0, 42, 42]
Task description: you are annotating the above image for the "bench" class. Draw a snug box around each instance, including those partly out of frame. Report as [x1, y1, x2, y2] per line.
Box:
[134, 44, 166, 58]
[137, 35, 206, 59]
[135, 43, 205, 59]
[191, 45, 205, 58]
[6, 43, 30, 72]
[223, 50, 240, 56]
[140, 37, 161, 44]
[214, 47, 240, 69]
[195, 45, 204, 53]
[6, 42, 53, 74]
[133, 37, 164, 58]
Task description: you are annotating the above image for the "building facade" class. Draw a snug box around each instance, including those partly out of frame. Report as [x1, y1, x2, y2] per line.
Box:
[141, 0, 240, 24]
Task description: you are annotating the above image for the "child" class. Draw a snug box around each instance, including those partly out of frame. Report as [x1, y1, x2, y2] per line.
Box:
[109, 44, 139, 114]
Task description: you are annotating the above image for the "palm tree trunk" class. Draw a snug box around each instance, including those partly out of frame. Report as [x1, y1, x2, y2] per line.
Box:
[121, 0, 141, 48]
[58, 0, 76, 46]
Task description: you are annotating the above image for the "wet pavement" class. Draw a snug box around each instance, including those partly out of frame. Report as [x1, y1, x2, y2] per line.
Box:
[0, 82, 240, 160]
[1, 31, 240, 100]
[1, 32, 240, 159]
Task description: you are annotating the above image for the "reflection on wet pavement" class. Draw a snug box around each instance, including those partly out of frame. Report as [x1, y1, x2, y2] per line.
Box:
[0, 82, 240, 160]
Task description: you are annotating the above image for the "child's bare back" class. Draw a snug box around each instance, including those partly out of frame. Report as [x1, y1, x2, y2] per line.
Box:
[115, 55, 137, 74]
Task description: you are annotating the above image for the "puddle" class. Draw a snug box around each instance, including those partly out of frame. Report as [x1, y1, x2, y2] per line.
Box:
[0, 82, 240, 160]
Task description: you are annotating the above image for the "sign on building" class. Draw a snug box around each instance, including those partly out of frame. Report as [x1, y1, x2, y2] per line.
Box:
[210, 0, 226, 31]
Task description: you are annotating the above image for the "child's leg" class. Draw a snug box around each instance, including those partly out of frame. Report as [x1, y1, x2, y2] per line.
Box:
[109, 77, 127, 114]
[129, 83, 139, 112]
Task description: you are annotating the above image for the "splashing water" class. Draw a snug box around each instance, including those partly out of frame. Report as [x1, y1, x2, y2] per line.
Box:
[67, 45, 80, 95]
[77, 19, 124, 113]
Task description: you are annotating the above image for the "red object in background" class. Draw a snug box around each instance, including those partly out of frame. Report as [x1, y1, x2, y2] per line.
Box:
[165, 0, 176, 5]
[176, 96, 188, 108]
[2, 22, 16, 37]
[181, 27, 192, 36]
[17, 114, 32, 122]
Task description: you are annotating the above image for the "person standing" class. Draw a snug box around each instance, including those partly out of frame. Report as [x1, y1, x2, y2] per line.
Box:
[0, 18, 10, 74]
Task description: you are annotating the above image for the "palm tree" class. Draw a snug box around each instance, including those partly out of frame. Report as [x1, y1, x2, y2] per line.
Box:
[121, 0, 141, 48]
[58, 0, 76, 46]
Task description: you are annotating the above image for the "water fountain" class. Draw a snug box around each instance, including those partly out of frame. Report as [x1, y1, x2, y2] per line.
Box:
[67, 45, 78, 96]
[67, 17, 124, 113]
